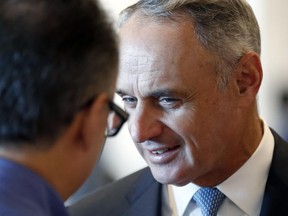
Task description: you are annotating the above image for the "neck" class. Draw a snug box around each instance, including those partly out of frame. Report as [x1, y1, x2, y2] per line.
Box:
[0, 146, 75, 200]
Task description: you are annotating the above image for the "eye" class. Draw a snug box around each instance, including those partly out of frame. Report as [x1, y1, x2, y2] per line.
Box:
[122, 95, 137, 108]
[159, 97, 181, 109]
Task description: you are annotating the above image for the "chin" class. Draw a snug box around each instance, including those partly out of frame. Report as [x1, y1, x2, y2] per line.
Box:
[150, 166, 192, 186]
[151, 170, 181, 185]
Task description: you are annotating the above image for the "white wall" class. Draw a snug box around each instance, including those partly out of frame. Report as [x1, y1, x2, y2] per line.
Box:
[99, 0, 138, 20]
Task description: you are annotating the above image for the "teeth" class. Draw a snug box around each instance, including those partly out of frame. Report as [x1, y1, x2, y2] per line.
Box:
[152, 148, 169, 154]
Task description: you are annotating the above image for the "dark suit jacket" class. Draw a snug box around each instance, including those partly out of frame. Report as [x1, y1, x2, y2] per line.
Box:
[69, 130, 288, 216]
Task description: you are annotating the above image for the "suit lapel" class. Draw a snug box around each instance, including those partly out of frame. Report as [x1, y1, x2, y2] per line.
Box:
[123, 168, 162, 216]
[260, 129, 288, 216]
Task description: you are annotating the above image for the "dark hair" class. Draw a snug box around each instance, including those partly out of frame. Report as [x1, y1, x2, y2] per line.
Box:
[0, 0, 118, 145]
[118, 0, 260, 90]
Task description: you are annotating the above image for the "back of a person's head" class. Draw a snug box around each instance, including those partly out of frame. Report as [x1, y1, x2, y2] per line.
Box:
[0, 0, 118, 147]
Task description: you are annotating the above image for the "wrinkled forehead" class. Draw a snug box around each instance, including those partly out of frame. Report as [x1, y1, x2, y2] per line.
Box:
[116, 48, 180, 97]
[118, 13, 199, 72]
[117, 14, 217, 97]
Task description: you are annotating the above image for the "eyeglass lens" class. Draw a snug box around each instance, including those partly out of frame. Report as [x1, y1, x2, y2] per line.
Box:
[106, 111, 121, 137]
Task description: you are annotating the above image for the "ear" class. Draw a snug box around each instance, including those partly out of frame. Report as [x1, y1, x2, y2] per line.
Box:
[235, 51, 263, 101]
[80, 93, 109, 152]
[45, 93, 109, 199]
[58, 93, 109, 153]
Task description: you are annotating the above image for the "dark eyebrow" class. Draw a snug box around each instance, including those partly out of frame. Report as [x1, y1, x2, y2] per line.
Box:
[116, 88, 187, 98]
[116, 89, 173, 97]
[116, 89, 127, 96]
[149, 89, 175, 98]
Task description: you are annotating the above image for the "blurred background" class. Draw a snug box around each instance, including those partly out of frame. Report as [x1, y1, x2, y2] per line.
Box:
[66, 0, 288, 204]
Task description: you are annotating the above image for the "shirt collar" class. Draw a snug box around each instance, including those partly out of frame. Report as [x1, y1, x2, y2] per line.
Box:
[169, 182, 200, 216]
[218, 121, 274, 215]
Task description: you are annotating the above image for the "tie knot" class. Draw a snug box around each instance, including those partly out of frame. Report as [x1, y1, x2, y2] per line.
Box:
[193, 187, 226, 216]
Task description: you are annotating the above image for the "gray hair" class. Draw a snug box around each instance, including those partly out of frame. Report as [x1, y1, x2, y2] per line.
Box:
[118, 0, 261, 90]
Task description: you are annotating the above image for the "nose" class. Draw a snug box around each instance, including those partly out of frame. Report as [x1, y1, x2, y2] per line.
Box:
[129, 106, 163, 143]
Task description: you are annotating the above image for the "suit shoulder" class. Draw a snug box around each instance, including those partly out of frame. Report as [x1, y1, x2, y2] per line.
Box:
[68, 167, 154, 216]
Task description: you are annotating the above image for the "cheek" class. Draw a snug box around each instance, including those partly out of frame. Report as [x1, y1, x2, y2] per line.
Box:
[164, 109, 196, 139]
[164, 109, 218, 158]
[88, 110, 108, 156]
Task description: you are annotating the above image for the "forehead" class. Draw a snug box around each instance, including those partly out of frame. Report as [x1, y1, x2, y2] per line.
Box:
[117, 14, 217, 96]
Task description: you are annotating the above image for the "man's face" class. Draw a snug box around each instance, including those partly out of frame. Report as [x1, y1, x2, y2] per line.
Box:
[117, 16, 242, 186]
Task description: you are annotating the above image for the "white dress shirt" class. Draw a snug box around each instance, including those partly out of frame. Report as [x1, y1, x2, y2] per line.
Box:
[162, 121, 274, 216]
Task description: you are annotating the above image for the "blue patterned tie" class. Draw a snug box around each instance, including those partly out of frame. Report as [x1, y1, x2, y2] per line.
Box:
[193, 187, 226, 216]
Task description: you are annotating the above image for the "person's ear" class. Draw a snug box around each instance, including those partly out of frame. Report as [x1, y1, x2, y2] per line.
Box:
[235, 51, 263, 105]
[80, 93, 109, 152]
[58, 93, 109, 153]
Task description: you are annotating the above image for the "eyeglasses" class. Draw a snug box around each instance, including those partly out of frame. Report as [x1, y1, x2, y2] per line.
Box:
[79, 97, 129, 137]
[106, 101, 129, 137]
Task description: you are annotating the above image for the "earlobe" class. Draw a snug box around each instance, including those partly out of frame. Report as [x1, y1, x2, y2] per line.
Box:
[236, 51, 263, 96]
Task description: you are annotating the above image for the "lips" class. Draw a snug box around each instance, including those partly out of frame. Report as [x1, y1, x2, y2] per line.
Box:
[151, 146, 178, 155]
[145, 145, 181, 165]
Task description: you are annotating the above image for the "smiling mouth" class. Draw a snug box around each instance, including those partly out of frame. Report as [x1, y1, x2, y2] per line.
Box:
[151, 146, 180, 155]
